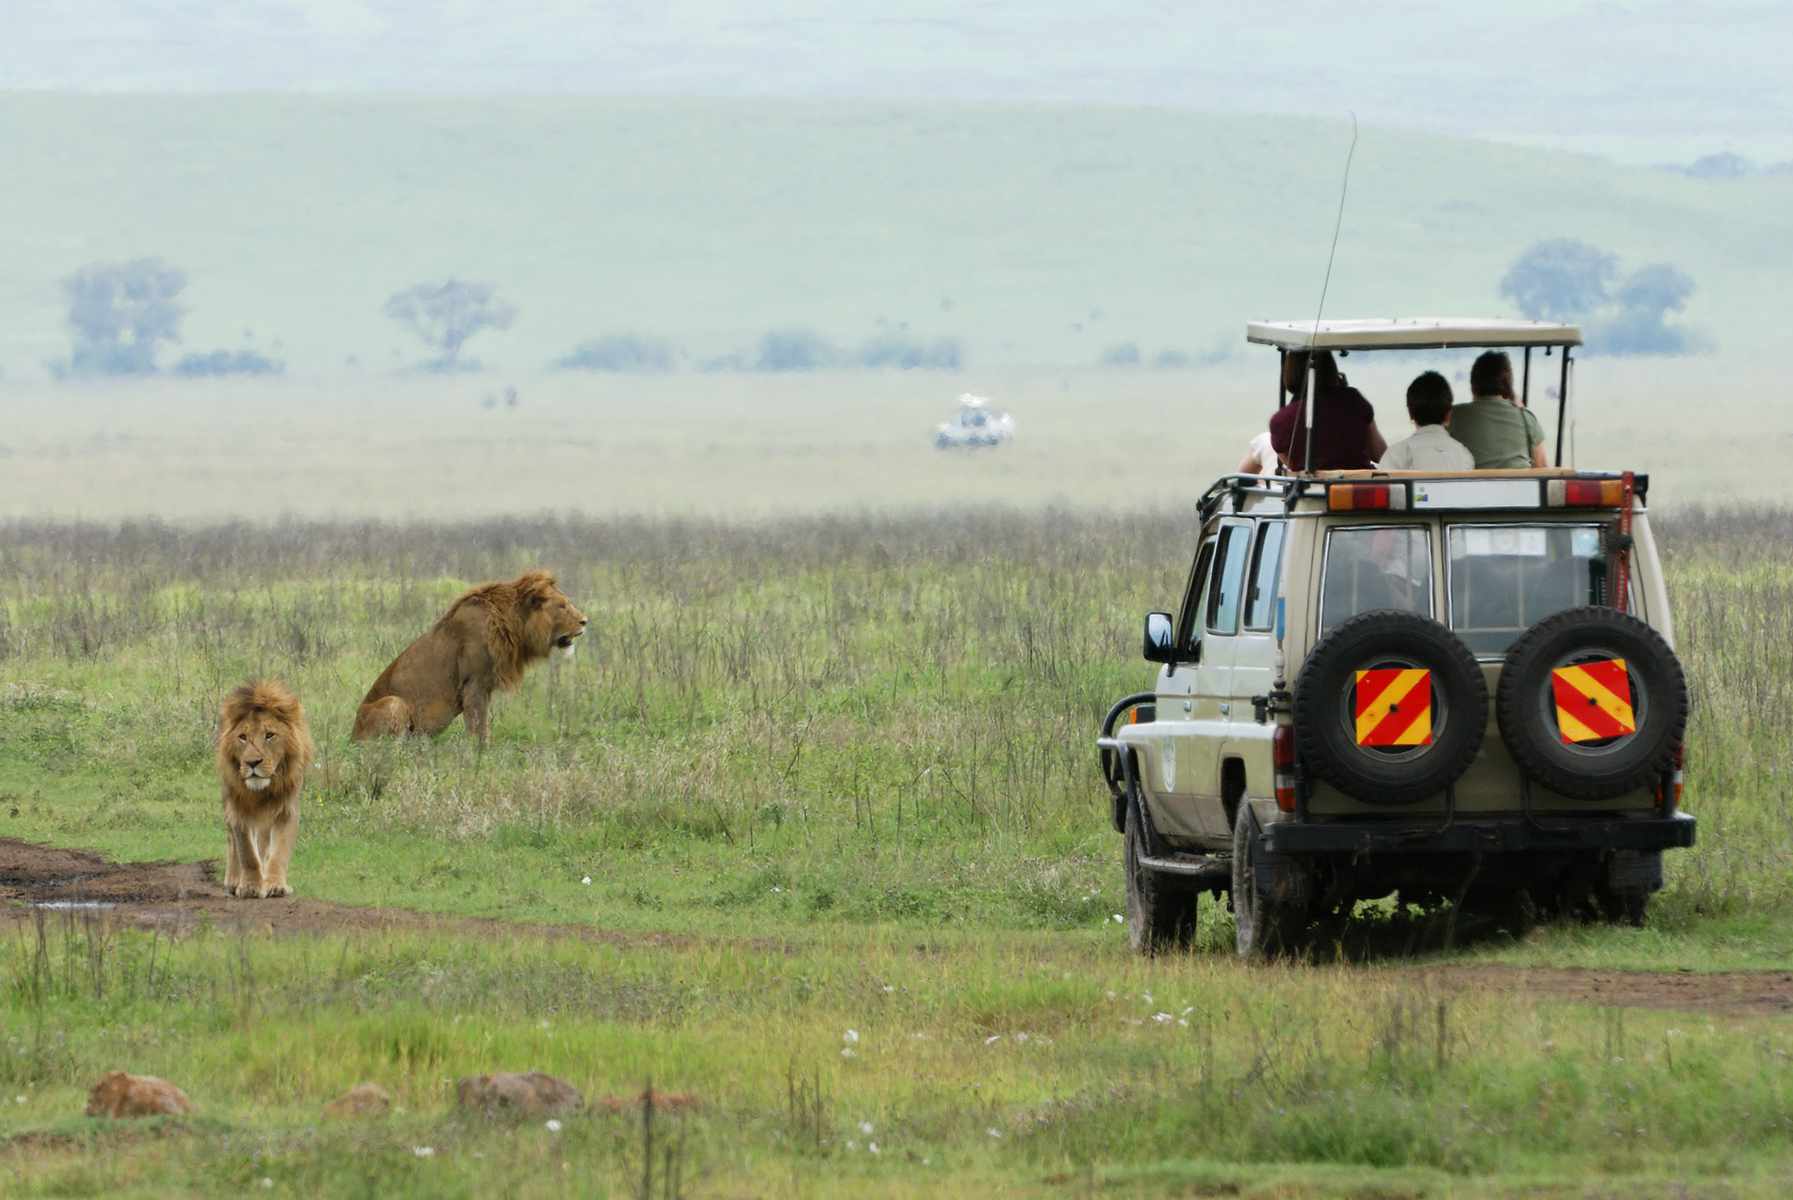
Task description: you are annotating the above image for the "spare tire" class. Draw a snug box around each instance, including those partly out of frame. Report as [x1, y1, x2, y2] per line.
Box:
[1293, 610, 1487, 806]
[1495, 606, 1687, 801]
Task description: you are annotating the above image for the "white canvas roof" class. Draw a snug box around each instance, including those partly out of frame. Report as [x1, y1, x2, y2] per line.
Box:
[1247, 317, 1581, 351]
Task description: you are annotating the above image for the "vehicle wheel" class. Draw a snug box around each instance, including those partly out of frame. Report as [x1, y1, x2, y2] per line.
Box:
[1231, 804, 1308, 959]
[1594, 886, 1650, 927]
[1293, 610, 1487, 806]
[1495, 606, 1687, 801]
[1123, 792, 1196, 955]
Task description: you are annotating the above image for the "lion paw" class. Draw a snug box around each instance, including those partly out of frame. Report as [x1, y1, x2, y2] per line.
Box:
[264, 883, 290, 899]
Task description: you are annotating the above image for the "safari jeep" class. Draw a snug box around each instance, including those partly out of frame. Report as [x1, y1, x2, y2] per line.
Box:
[1097, 318, 1695, 957]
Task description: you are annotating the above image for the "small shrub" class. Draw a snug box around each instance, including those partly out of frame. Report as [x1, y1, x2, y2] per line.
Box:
[554, 335, 679, 373]
[170, 349, 285, 378]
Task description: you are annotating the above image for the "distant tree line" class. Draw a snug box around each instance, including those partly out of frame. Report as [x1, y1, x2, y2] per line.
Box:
[46, 259, 973, 380]
[553, 327, 964, 374]
[1096, 341, 1234, 370]
[1500, 239, 1705, 355]
[50, 258, 284, 380]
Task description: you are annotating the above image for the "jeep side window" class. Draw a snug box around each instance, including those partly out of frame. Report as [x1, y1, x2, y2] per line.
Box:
[1206, 524, 1250, 635]
[1319, 526, 1433, 635]
[1174, 537, 1218, 654]
[1244, 521, 1286, 631]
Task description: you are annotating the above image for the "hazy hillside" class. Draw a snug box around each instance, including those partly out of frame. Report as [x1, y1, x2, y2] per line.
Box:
[3, 94, 1790, 378]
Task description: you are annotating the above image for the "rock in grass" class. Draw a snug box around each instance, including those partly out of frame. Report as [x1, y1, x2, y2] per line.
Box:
[455, 1072, 583, 1118]
[85, 1072, 194, 1119]
[323, 1082, 393, 1119]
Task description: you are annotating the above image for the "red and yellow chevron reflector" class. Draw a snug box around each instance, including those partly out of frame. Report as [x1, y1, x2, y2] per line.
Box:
[1551, 658, 1636, 744]
[1353, 668, 1433, 747]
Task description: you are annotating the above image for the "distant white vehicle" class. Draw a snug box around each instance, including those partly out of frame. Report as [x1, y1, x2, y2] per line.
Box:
[933, 393, 1015, 450]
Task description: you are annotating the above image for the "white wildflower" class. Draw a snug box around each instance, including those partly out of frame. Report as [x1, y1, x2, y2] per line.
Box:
[1152, 1012, 1172, 1024]
[987, 1127, 1003, 1139]
[843, 1029, 859, 1044]
[859, 1120, 874, 1135]
[413, 1146, 435, 1158]
[546, 1119, 562, 1133]
[868, 1141, 880, 1154]
[840, 1048, 857, 1059]
[580, 876, 592, 886]
[984, 1034, 1002, 1045]
[1112, 913, 1124, 924]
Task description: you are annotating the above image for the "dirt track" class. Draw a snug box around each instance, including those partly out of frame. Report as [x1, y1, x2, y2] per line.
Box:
[4, 837, 1792, 1016]
[0, 837, 693, 948]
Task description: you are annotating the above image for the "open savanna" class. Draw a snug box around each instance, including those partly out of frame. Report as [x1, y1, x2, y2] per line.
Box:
[4, 351, 1793, 523]
[2, 505, 1792, 1196]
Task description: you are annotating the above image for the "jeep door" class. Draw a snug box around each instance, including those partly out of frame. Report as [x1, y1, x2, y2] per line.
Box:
[1224, 518, 1287, 811]
[1152, 519, 1250, 841]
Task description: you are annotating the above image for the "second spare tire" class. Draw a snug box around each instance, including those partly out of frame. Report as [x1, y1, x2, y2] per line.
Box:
[1495, 605, 1687, 801]
[1293, 610, 1487, 806]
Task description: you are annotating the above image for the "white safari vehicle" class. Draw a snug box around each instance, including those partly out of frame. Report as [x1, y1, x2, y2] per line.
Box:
[1098, 319, 1694, 957]
[933, 393, 1015, 449]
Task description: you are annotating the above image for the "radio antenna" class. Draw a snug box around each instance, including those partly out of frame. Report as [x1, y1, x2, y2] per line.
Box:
[1300, 112, 1359, 473]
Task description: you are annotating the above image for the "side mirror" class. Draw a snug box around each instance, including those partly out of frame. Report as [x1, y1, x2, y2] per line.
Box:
[1142, 611, 1175, 663]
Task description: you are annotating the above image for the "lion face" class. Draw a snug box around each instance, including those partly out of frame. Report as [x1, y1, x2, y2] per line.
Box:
[217, 680, 312, 803]
[228, 712, 291, 792]
[523, 580, 589, 660]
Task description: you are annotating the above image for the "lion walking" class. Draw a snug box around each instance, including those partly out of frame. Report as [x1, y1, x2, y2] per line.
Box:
[353, 569, 588, 746]
[217, 680, 313, 899]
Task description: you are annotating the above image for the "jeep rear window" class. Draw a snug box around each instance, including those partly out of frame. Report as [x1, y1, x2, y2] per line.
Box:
[1320, 527, 1433, 635]
[1447, 524, 1608, 657]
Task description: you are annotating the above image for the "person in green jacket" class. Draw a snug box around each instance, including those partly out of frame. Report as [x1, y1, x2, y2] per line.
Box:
[1447, 351, 1547, 469]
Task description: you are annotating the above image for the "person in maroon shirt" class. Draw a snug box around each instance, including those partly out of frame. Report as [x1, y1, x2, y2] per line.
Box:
[1268, 350, 1388, 471]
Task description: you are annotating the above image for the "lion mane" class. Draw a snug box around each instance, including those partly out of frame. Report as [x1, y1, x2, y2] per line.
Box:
[352, 569, 588, 745]
[217, 679, 313, 899]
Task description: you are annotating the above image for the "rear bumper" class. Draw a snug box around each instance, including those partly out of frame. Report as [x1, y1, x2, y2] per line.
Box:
[1262, 811, 1695, 857]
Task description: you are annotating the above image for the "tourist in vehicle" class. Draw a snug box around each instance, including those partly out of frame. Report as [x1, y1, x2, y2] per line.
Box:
[1447, 351, 1547, 469]
[1377, 371, 1475, 470]
[1238, 429, 1281, 475]
[1267, 350, 1387, 471]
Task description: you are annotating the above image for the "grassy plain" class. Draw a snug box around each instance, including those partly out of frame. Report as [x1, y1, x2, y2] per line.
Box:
[4, 94, 1792, 375]
[4, 353, 1793, 523]
[2, 506, 1792, 1195]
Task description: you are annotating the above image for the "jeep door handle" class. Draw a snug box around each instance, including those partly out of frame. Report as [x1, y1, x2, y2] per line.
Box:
[1218, 702, 1230, 715]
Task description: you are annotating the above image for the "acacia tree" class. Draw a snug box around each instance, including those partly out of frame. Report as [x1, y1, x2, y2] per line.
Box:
[1498, 239, 1618, 323]
[55, 258, 187, 377]
[383, 279, 516, 371]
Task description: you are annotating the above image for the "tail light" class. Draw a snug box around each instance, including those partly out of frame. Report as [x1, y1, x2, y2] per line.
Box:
[1658, 742, 1685, 812]
[1328, 483, 1405, 512]
[1546, 478, 1626, 508]
[1273, 724, 1298, 813]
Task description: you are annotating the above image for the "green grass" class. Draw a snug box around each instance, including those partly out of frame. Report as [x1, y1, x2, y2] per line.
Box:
[5, 918, 1793, 1197]
[2, 507, 1792, 1194]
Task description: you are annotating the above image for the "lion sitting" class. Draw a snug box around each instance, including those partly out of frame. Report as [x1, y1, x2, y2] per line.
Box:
[217, 680, 313, 900]
[352, 569, 588, 746]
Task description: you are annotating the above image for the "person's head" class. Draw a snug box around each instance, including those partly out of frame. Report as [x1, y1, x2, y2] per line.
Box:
[1470, 350, 1514, 400]
[1405, 371, 1454, 427]
[1282, 349, 1341, 396]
